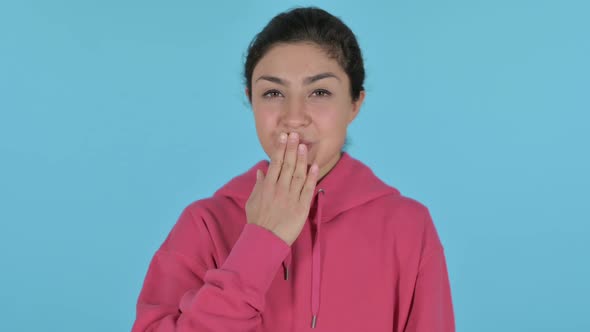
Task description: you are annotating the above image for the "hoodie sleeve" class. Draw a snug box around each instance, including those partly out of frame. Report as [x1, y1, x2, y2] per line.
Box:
[404, 210, 456, 332]
[131, 205, 291, 332]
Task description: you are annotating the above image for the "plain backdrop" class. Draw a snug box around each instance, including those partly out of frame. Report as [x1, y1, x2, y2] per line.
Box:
[1, 0, 588, 331]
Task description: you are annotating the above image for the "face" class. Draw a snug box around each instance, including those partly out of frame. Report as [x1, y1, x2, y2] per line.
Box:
[247, 42, 365, 180]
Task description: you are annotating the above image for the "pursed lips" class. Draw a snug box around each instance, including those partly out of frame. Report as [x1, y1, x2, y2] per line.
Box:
[276, 133, 314, 150]
[296, 138, 315, 152]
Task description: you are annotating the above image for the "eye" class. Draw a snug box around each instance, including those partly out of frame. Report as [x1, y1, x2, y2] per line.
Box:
[311, 89, 332, 97]
[262, 89, 283, 98]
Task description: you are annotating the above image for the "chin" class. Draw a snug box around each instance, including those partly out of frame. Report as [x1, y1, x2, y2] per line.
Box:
[307, 149, 320, 165]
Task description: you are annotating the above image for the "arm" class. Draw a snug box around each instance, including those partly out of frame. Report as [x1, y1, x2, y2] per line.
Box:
[131, 206, 291, 332]
[404, 212, 455, 332]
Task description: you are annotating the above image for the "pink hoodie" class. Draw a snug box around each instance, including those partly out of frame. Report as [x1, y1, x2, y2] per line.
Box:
[132, 152, 455, 331]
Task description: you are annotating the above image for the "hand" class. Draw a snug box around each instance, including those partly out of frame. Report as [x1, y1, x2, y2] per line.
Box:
[245, 132, 319, 246]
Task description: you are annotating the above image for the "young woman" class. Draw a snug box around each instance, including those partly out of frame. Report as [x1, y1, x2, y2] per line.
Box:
[132, 7, 455, 332]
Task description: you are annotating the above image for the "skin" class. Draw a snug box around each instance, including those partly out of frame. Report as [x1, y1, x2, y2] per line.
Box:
[246, 42, 365, 181]
[245, 132, 319, 245]
[244, 42, 365, 244]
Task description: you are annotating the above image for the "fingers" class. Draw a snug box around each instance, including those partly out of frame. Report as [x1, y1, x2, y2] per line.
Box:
[277, 132, 299, 189]
[266, 133, 288, 183]
[299, 163, 319, 204]
[265, 131, 316, 205]
[248, 169, 264, 201]
[251, 169, 264, 194]
[289, 143, 308, 196]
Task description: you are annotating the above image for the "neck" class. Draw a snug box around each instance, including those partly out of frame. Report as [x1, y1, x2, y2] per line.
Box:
[316, 151, 343, 183]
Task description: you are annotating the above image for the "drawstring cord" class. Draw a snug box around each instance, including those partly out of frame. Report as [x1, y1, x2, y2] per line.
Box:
[311, 189, 325, 328]
[281, 188, 326, 329]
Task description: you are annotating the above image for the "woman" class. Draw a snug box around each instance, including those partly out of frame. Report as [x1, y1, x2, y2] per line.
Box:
[132, 7, 455, 332]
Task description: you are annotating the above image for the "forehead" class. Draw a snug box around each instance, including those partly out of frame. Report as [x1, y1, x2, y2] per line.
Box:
[253, 42, 344, 79]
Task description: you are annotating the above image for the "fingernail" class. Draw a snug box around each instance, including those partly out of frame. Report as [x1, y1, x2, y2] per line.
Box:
[311, 164, 319, 173]
[298, 144, 306, 154]
[289, 132, 299, 141]
[279, 133, 287, 143]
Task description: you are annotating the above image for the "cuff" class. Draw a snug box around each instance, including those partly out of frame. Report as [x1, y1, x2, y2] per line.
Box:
[221, 223, 291, 293]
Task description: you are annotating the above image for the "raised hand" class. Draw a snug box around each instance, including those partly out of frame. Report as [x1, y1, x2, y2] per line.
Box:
[245, 132, 319, 246]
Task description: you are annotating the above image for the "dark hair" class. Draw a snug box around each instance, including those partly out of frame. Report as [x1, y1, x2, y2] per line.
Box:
[244, 7, 365, 103]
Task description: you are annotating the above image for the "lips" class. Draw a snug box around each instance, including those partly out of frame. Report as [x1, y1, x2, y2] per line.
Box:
[300, 140, 314, 150]
[277, 133, 314, 151]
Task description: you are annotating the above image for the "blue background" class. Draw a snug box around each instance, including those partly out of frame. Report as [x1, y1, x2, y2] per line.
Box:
[1, 0, 588, 331]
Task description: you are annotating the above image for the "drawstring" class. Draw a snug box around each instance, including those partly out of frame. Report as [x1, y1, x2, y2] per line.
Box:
[283, 252, 292, 280]
[281, 189, 326, 329]
[311, 189, 325, 328]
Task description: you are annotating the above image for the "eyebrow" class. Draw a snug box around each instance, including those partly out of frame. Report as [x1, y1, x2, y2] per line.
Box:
[255, 72, 341, 86]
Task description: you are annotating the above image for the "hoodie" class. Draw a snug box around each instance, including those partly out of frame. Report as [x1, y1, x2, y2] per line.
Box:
[132, 152, 455, 331]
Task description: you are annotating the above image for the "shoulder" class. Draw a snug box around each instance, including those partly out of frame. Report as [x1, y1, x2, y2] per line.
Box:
[373, 192, 442, 248]
[159, 195, 240, 256]
[372, 190, 432, 224]
[173, 194, 246, 242]
[162, 196, 228, 241]
[181, 193, 242, 220]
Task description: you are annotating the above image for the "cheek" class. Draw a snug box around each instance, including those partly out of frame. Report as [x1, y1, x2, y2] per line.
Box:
[253, 104, 277, 126]
[312, 107, 350, 136]
[253, 109, 280, 146]
[256, 112, 278, 127]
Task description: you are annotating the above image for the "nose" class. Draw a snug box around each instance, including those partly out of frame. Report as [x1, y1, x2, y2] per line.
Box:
[280, 96, 310, 129]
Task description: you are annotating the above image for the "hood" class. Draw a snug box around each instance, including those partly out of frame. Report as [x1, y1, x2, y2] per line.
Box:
[214, 152, 400, 328]
[214, 152, 399, 222]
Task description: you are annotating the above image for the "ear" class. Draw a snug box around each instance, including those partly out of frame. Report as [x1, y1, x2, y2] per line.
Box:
[348, 90, 366, 124]
[245, 87, 251, 102]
